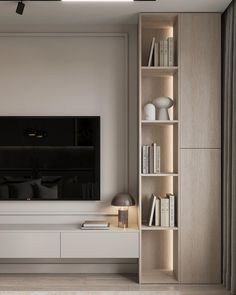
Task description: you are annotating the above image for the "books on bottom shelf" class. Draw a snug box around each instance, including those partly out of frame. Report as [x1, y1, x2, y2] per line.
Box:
[142, 143, 160, 174]
[147, 193, 176, 227]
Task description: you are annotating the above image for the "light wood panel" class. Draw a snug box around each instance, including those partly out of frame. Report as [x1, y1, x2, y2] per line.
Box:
[180, 13, 221, 148]
[180, 149, 221, 283]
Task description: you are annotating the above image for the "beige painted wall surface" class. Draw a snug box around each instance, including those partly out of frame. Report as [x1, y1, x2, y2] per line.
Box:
[0, 31, 137, 224]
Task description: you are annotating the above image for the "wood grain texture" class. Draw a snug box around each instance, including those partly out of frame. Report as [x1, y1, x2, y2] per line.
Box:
[180, 149, 221, 283]
[0, 274, 231, 292]
[180, 13, 221, 148]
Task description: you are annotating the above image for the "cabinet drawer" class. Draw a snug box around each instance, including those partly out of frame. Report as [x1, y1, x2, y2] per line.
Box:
[61, 232, 139, 258]
[0, 232, 60, 258]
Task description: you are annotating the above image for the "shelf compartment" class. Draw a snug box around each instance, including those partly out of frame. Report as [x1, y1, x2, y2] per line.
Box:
[142, 269, 178, 284]
[141, 73, 178, 121]
[141, 13, 178, 67]
[141, 176, 178, 227]
[141, 230, 179, 283]
[142, 124, 178, 173]
[142, 225, 178, 231]
[142, 120, 178, 125]
[142, 66, 178, 77]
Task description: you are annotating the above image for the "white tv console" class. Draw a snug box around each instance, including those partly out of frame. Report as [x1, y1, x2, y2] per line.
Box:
[0, 224, 139, 259]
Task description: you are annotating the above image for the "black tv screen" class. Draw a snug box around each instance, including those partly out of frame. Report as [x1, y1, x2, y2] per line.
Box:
[0, 117, 100, 201]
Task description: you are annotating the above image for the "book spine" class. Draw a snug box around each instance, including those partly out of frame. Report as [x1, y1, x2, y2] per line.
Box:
[163, 40, 168, 67]
[169, 194, 175, 227]
[142, 145, 149, 174]
[160, 198, 169, 227]
[153, 143, 157, 174]
[154, 42, 159, 67]
[155, 198, 160, 226]
[156, 146, 160, 173]
[148, 195, 156, 226]
[159, 41, 164, 67]
[148, 37, 155, 67]
[168, 37, 174, 67]
[150, 144, 154, 174]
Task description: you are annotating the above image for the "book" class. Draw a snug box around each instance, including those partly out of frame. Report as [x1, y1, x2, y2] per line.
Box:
[167, 193, 175, 227]
[147, 194, 156, 226]
[155, 197, 160, 226]
[156, 145, 161, 173]
[159, 197, 169, 227]
[154, 42, 159, 66]
[150, 143, 155, 174]
[82, 220, 110, 228]
[163, 40, 168, 67]
[142, 145, 150, 174]
[168, 37, 174, 66]
[159, 40, 164, 66]
[147, 37, 155, 67]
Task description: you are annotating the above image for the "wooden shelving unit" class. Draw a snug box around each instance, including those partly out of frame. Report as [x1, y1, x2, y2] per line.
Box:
[139, 13, 180, 284]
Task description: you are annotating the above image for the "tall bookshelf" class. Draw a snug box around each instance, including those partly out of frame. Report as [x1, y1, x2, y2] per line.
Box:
[138, 13, 180, 284]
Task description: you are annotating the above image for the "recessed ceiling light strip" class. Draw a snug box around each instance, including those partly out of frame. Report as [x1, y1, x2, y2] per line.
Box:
[61, 0, 134, 2]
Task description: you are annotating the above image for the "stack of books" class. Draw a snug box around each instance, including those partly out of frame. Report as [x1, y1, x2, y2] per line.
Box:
[142, 143, 160, 174]
[81, 220, 110, 230]
[147, 193, 175, 227]
[147, 37, 174, 67]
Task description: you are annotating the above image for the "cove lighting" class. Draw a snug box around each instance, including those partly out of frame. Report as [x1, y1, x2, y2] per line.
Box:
[62, 0, 133, 2]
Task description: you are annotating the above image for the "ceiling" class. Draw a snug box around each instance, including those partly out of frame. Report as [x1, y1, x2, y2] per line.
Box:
[0, 0, 231, 27]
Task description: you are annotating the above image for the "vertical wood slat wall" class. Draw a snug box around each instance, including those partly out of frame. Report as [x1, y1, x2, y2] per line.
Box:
[138, 13, 221, 284]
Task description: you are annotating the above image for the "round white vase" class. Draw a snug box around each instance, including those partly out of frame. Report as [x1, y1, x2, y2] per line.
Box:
[152, 96, 174, 120]
[143, 103, 156, 121]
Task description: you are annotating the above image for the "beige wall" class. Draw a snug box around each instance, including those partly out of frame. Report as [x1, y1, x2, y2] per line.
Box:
[0, 26, 138, 225]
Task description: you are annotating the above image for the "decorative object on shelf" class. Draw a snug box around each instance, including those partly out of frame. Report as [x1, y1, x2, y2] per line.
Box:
[152, 96, 174, 120]
[143, 103, 156, 121]
[111, 193, 135, 228]
[81, 220, 110, 230]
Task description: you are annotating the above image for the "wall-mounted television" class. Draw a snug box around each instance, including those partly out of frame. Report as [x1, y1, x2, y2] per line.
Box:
[0, 116, 100, 201]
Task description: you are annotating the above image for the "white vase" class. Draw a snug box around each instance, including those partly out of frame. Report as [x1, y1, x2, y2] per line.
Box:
[143, 103, 156, 121]
[152, 96, 174, 120]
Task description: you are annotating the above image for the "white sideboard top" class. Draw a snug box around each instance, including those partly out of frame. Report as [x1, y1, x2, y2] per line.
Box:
[0, 224, 139, 233]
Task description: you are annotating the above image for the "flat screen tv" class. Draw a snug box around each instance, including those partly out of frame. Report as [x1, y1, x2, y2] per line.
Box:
[0, 116, 100, 201]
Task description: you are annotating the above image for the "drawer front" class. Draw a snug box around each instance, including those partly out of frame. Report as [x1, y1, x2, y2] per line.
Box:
[61, 232, 139, 258]
[0, 232, 60, 258]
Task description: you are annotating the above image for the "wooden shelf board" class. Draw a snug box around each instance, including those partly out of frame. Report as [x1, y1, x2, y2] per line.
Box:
[141, 66, 178, 77]
[141, 173, 178, 177]
[142, 120, 178, 125]
[141, 225, 178, 231]
[141, 269, 178, 284]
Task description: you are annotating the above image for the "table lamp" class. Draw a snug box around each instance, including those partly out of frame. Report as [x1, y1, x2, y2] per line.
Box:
[111, 193, 135, 228]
